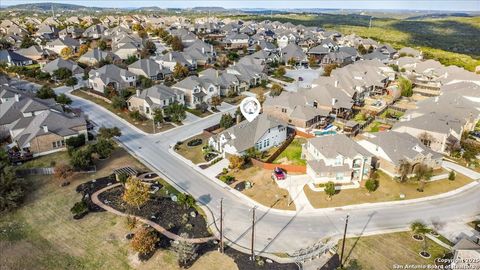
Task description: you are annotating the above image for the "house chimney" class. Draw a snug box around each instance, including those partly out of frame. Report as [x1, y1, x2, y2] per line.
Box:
[42, 125, 48, 133]
[331, 98, 336, 106]
[236, 113, 241, 124]
[169, 53, 172, 61]
[334, 80, 339, 87]
[216, 70, 219, 78]
[202, 47, 205, 54]
[210, 44, 213, 52]
[14, 93, 20, 102]
[136, 89, 140, 97]
[434, 96, 439, 103]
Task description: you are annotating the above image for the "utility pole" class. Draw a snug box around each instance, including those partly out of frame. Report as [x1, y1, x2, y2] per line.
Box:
[250, 206, 256, 261]
[339, 214, 349, 268]
[220, 198, 224, 253]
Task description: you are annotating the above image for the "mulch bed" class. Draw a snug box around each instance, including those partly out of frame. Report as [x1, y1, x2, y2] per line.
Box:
[224, 247, 298, 270]
[75, 174, 119, 213]
[98, 186, 211, 238]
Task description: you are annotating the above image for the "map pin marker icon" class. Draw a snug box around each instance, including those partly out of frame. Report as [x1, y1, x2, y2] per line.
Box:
[240, 96, 261, 122]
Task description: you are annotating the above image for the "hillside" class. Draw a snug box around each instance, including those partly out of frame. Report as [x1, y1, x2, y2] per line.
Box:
[5, 2, 97, 11]
[236, 13, 480, 71]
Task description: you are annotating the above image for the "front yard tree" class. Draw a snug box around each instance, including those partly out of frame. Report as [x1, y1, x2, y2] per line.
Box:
[53, 67, 73, 81]
[414, 163, 432, 192]
[287, 57, 296, 66]
[0, 153, 25, 212]
[36, 85, 57, 99]
[210, 95, 221, 109]
[171, 36, 184, 51]
[398, 159, 411, 182]
[98, 126, 122, 140]
[111, 96, 127, 110]
[324, 181, 336, 200]
[164, 102, 186, 123]
[257, 92, 265, 104]
[91, 138, 115, 159]
[229, 155, 244, 171]
[270, 83, 283, 97]
[56, 93, 72, 105]
[365, 178, 379, 193]
[98, 39, 108, 50]
[399, 76, 413, 97]
[131, 227, 159, 257]
[54, 163, 73, 185]
[65, 77, 78, 89]
[219, 113, 235, 129]
[173, 62, 189, 79]
[171, 233, 198, 267]
[323, 63, 338, 76]
[123, 177, 150, 210]
[448, 170, 456, 180]
[410, 221, 429, 256]
[153, 108, 164, 125]
[60, 47, 73, 59]
[276, 67, 286, 77]
[78, 44, 89, 56]
[70, 148, 93, 170]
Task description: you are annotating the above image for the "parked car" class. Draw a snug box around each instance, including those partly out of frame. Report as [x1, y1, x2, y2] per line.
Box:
[271, 167, 286, 180]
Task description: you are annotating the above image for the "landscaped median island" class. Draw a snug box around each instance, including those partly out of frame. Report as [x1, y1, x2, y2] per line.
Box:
[174, 133, 219, 165]
[71, 89, 175, 134]
[303, 171, 472, 208]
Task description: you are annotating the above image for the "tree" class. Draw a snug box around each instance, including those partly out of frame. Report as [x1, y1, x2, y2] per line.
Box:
[308, 56, 317, 67]
[399, 76, 413, 97]
[54, 163, 73, 184]
[91, 138, 115, 159]
[20, 35, 36, 48]
[170, 36, 183, 51]
[448, 170, 456, 181]
[123, 177, 150, 210]
[229, 155, 244, 170]
[365, 178, 379, 193]
[410, 221, 429, 255]
[367, 45, 374, 53]
[153, 108, 164, 125]
[56, 93, 72, 105]
[78, 44, 89, 56]
[0, 38, 12, 50]
[66, 134, 86, 152]
[255, 44, 262, 51]
[98, 127, 122, 140]
[173, 62, 189, 79]
[219, 113, 235, 129]
[98, 39, 108, 50]
[60, 47, 73, 59]
[357, 44, 367, 55]
[70, 148, 93, 170]
[210, 95, 221, 109]
[287, 57, 296, 66]
[171, 233, 198, 267]
[397, 159, 412, 182]
[143, 40, 156, 56]
[323, 63, 338, 76]
[131, 227, 159, 256]
[227, 52, 239, 61]
[414, 163, 432, 192]
[65, 77, 78, 89]
[36, 85, 56, 99]
[118, 173, 129, 187]
[270, 83, 283, 97]
[164, 102, 186, 123]
[132, 23, 144, 32]
[0, 156, 25, 212]
[344, 259, 363, 270]
[257, 92, 265, 104]
[138, 75, 153, 89]
[275, 67, 286, 77]
[53, 67, 73, 81]
[111, 96, 127, 110]
[125, 55, 138, 65]
[176, 193, 196, 210]
[324, 181, 336, 199]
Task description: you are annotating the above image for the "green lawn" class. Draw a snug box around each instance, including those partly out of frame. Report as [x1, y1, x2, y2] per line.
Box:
[186, 108, 213, 118]
[273, 138, 306, 166]
[174, 133, 211, 164]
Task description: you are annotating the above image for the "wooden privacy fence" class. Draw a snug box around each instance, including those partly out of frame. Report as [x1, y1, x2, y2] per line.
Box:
[251, 159, 306, 173]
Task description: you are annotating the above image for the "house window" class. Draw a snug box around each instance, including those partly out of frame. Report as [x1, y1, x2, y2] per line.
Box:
[146, 107, 150, 114]
[281, 108, 287, 113]
[336, 173, 343, 180]
[256, 142, 262, 150]
[335, 157, 342, 165]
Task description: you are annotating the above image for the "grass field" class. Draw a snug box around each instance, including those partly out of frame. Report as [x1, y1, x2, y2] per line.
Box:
[273, 138, 307, 166]
[234, 14, 480, 71]
[1, 148, 235, 270]
[71, 89, 175, 134]
[304, 171, 472, 208]
[338, 232, 449, 269]
[174, 133, 211, 164]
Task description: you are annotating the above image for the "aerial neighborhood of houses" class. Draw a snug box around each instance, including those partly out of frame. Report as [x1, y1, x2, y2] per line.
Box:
[1, 8, 480, 269]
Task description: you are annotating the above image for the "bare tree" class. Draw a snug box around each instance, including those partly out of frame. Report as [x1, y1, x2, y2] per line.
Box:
[397, 159, 412, 182]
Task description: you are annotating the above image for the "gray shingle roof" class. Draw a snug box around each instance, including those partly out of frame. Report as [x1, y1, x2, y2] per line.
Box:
[307, 134, 371, 159]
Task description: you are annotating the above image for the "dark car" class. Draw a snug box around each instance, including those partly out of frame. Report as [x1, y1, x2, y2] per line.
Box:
[271, 167, 286, 180]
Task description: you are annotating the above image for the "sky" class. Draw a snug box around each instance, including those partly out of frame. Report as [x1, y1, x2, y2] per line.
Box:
[1, 0, 479, 11]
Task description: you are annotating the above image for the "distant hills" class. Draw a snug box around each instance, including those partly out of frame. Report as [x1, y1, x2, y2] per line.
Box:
[2, 2, 101, 11]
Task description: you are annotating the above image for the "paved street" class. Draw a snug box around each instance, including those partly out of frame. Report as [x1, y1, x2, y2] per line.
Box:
[59, 87, 480, 254]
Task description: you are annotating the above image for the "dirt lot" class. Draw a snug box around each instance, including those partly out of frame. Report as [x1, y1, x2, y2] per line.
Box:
[304, 171, 472, 208]
[229, 165, 296, 210]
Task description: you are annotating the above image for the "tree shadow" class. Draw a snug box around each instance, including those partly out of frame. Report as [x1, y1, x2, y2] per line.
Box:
[343, 211, 376, 263]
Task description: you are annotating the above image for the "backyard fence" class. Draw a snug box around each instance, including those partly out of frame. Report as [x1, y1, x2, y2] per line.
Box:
[16, 167, 55, 177]
[251, 159, 307, 173]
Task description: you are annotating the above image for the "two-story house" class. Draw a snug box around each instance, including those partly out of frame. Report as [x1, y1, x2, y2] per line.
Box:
[127, 85, 185, 119]
[302, 134, 372, 184]
[88, 64, 137, 94]
[172, 76, 220, 108]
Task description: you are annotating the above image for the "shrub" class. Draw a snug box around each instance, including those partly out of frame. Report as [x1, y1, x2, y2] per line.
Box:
[129, 110, 146, 121]
[111, 96, 127, 110]
[70, 148, 93, 170]
[187, 138, 202, 147]
[219, 175, 235, 184]
[365, 178, 379, 193]
[131, 227, 159, 257]
[70, 200, 89, 218]
[448, 170, 456, 181]
[324, 181, 336, 199]
[66, 134, 86, 152]
[399, 76, 413, 97]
